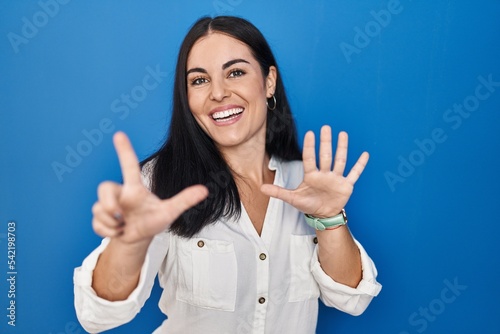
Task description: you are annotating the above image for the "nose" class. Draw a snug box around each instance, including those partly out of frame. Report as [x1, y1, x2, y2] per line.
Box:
[209, 77, 230, 101]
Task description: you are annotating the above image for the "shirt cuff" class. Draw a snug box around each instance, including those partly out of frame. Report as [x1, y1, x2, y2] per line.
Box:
[310, 238, 382, 315]
[73, 235, 166, 332]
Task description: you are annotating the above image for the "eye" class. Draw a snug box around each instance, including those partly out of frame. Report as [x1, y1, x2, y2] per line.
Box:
[228, 69, 245, 78]
[190, 76, 209, 86]
[191, 77, 207, 86]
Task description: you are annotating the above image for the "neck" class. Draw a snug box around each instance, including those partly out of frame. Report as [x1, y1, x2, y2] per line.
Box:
[218, 141, 271, 185]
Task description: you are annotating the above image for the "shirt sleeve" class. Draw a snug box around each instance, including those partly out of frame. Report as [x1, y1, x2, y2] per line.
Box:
[73, 233, 169, 333]
[310, 238, 382, 316]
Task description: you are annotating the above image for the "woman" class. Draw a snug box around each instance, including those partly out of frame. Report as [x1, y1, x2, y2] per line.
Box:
[74, 16, 381, 333]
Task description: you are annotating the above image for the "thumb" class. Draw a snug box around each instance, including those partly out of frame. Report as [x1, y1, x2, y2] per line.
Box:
[260, 184, 294, 205]
[161, 185, 209, 222]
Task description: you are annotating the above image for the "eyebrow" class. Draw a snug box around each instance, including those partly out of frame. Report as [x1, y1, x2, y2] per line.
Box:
[186, 58, 250, 76]
[222, 58, 250, 70]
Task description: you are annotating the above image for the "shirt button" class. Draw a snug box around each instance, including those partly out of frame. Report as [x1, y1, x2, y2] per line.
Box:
[258, 297, 266, 304]
[259, 253, 267, 260]
[313, 237, 318, 244]
[197, 240, 205, 248]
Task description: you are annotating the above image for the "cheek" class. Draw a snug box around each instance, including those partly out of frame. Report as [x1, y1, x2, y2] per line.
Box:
[252, 87, 269, 116]
[187, 91, 204, 116]
[190, 111, 210, 136]
[186, 92, 208, 130]
[239, 79, 268, 109]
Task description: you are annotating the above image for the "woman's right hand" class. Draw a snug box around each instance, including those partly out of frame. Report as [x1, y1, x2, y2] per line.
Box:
[91, 132, 209, 245]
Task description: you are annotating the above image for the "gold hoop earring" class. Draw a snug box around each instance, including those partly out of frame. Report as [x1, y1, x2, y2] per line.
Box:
[266, 95, 277, 111]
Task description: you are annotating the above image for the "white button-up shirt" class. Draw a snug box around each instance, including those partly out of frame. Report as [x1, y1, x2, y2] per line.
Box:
[74, 157, 382, 333]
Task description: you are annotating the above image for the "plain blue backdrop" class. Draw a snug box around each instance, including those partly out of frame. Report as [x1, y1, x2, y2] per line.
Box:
[1, 1, 499, 333]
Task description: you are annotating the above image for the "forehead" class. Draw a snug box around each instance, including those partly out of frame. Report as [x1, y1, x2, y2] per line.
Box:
[187, 32, 256, 67]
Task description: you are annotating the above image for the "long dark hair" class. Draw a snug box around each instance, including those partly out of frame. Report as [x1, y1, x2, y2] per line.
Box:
[142, 16, 301, 238]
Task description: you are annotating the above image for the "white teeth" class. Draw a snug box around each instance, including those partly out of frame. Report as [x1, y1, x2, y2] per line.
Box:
[212, 108, 244, 120]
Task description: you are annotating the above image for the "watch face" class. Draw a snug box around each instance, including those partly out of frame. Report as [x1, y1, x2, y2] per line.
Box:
[341, 209, 348, 224]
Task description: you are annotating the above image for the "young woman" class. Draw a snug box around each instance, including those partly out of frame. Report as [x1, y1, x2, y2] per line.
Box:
[74, 16, 381, 333]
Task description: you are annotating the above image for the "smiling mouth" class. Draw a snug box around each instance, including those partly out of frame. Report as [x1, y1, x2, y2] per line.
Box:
[211, 107, 244, 122]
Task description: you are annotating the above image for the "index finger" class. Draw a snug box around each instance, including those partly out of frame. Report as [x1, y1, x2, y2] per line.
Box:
[302, 131, 317, 174]
[113, 132, 142, 185]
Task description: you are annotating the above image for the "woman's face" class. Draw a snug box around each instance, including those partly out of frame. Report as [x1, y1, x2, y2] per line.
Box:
[186, 32, 276, 152]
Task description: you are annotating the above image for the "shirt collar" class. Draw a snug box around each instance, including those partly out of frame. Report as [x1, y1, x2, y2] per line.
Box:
[268, 155, 279, 172]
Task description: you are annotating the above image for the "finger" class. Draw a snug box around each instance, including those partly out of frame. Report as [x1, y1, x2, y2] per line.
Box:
[161, 185, 209, 222]
[346, 151, 369, 185]
[302, 131, 317, 174]
[319, 125, 333, 171]
[92, 202, 124, 229]
[92, 216, 124, 238]
[97, 181, 123, 218]
[113, 132, 142, 185]
[333, 131, 348, 175]
[261, 184, 295, 206]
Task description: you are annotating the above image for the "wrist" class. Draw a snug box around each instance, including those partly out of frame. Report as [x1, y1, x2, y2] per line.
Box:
[325, 224, 344, 231]
[109, 236, 153, 257]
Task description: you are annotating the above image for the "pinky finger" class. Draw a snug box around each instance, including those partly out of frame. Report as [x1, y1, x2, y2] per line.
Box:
[346, 151, 369, 185]
[92, 202, 124, 228]
[92, 218, 124, 238]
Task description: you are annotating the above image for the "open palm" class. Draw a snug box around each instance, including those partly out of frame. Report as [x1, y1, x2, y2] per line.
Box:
[261, 125, 368, 218]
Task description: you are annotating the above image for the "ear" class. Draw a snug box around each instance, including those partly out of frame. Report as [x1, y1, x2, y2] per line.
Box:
[265, 66, 277, 98]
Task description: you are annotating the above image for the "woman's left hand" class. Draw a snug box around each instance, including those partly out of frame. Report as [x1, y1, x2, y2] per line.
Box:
[261, 125, 369, 218]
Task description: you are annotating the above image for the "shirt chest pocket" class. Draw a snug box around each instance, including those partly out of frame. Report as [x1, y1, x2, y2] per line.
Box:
[288, 234, 320, 302]
[175, 238, 237, 311]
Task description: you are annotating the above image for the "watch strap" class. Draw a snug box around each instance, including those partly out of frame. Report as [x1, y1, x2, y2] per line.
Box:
[304, 209, 347, 231]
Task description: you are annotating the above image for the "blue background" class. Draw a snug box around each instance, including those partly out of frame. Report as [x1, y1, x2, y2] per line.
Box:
[1, 1, 499, 333]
